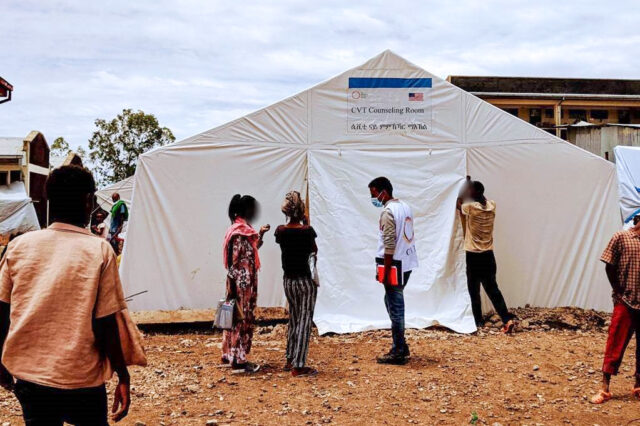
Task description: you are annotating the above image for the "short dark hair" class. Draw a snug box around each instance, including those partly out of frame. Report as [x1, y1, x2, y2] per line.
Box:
[368, 177, 393, 196]
[472, 180, 485, 196]
[46, 165, 96, 226]
[228, 194, 258, 223]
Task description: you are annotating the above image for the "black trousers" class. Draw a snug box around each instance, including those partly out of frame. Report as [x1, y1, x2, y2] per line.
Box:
[466, 250, 513, 326]
[14, 380, 108, 426]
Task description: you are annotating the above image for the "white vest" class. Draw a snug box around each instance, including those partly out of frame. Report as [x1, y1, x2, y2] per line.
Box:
[377, 200, 419, 272]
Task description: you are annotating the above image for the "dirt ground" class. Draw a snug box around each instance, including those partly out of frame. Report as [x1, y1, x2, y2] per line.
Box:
[1, 308, 639, 425]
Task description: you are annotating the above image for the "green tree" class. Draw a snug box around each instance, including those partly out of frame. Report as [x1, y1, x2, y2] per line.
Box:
[51, 137, 70, 156]
[76, 146, 87, 159]
[50, 136, 88, 167]
[88, 109, 175, 185]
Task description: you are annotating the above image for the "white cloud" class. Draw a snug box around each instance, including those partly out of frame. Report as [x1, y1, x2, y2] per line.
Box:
[0, 0, 638, 149]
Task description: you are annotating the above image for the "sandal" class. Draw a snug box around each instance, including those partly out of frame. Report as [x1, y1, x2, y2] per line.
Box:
[501, 319, 516, 334]
[283, 360, 293, 372]
[632, 387, 640, 400]
[590, 389, 612, 404]
[231, 362, 261, 374]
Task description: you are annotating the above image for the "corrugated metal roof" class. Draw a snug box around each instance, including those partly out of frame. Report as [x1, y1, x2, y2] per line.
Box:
[467, 92, 640, 100]
[559, 122, 640, 129]
[0, 137, 25, 157]
[448, 76, 640, 96]
[607, 123, 640, 129]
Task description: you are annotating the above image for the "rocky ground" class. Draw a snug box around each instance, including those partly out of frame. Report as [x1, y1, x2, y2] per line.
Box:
[1, 307, 639, 425]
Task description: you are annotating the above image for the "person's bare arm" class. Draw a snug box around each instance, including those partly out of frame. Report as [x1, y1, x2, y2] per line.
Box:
[94, 314, 130, 422]
[257, 225, 271, 249]
[0, 301, 12, 391]
[605, 263, 620, 294]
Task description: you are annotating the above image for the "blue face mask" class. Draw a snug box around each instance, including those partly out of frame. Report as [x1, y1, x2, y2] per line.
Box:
[371, 193, 384, 208]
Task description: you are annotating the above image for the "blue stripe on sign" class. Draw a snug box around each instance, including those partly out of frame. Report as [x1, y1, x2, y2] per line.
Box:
[348, 77, 432, 88]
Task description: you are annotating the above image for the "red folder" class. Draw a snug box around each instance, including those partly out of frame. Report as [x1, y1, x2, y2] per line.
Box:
[375, 257, 403, 286]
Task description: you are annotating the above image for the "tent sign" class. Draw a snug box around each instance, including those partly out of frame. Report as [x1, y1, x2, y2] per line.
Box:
[347, 77, 432, 134]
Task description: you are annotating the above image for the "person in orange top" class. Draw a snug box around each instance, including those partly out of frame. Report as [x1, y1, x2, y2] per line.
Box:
[0, 165, 132, 424]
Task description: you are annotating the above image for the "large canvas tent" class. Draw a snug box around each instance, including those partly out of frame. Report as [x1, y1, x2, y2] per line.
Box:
[121, 51, 620, 334]
[614, 145, 640, 224]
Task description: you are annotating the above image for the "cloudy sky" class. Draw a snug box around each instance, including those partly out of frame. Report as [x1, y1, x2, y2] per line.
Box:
[1, 1, 639, 150]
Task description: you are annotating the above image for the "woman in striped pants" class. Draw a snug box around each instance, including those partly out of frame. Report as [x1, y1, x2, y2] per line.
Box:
[275, 191, 319, 377]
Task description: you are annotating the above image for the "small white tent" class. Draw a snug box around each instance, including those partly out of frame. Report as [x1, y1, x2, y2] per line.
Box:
[96, 176, 135, 212]
[121, 51, 620, 334]
[614, 146, 640, 224]
[0, 181, 40, 236]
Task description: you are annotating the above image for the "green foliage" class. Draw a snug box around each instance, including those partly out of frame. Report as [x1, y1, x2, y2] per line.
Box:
[76, 146, 87, 159]
[469, 412, 479, 425]
[51, 137, 70, 156]
[88, 108, 175, 185]
[50, 136, 87, 167]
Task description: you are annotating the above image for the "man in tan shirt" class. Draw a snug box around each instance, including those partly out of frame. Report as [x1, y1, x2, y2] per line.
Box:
[457, 180, 515, 333]
[0, 166, 132, 424]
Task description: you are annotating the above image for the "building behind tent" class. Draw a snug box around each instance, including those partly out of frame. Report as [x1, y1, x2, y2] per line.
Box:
[50, 151, 84, 170]
[0, 131, 49, 226]
[567, 124, 640, 161]
[447, 76, 640, 144]
[0, 77, 12, 105]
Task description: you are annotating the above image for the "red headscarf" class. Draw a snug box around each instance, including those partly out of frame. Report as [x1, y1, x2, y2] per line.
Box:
[222, 218, 261, 270]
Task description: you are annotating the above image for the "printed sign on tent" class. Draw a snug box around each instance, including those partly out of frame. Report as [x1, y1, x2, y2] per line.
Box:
[347, 77, 432, 134]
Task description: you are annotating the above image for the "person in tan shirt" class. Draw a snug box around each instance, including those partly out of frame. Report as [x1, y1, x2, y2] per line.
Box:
[457, 180, 515, 333]
[0, 165, 132, 425]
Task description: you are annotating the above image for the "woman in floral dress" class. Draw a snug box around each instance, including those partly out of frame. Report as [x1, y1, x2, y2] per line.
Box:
[221, 194, 270, 374]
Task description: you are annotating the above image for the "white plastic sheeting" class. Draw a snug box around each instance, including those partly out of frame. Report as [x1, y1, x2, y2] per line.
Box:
[96, 176, 135, 211]
[614, 146, 640, 224]
[0, 181, 40, 236]
[121, 51, 620, 334]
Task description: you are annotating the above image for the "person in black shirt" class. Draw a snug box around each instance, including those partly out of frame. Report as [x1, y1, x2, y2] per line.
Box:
[275, 191, 318, 377]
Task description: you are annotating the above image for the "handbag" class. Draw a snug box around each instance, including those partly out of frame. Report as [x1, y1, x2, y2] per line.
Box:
[214, 298, 236, 330]
[309, 253, 319, 286]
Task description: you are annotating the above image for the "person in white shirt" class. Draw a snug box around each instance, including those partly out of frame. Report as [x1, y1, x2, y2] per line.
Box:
[91, 211, 108, 239]
[368, 177, 418, 365]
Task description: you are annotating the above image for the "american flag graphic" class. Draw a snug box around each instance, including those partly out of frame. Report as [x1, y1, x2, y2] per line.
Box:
[408, 92, 423, 101]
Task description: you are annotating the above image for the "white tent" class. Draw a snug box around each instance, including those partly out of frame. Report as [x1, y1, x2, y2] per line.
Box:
[121, 51, 620, 334]
[96, 176, 135, 212]
[0, 181, 40, 236]
[95, 176, 135, 238]
[614, 146, 640, 224]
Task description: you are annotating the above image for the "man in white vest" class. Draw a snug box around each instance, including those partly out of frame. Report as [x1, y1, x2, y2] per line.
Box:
[369, 177, 419, 365]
